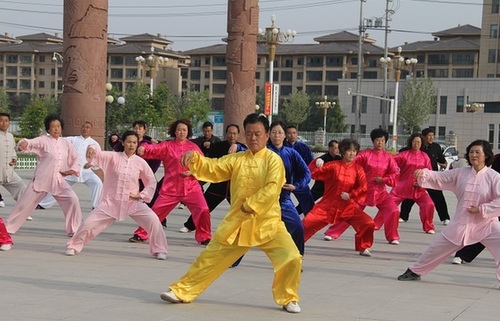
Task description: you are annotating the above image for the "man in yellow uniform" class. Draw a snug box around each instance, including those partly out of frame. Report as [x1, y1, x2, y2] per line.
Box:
[160, 113, 302, 313]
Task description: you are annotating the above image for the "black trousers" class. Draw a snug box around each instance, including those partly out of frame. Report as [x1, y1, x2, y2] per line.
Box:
[455, 243, 486, 263]
[183, 191, 230, 230]
[399, 188, 450, 221]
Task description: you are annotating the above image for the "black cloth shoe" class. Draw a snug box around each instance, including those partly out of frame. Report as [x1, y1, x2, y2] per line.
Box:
[398, 268, 421, 281]
[128, 235, 145, 243]
[36, 204, 45, 210]
[199, 239, 211, 246]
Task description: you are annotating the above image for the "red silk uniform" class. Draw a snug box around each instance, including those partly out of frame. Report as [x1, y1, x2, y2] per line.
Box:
[302, 160, 374, 251]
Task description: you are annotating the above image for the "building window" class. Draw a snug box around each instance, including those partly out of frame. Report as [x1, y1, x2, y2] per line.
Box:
[281, 71, 292, 81]
[205, 57, 210, 65]
[265, 71, 279, 82]
[489, 49, 496, 63]
[212, 70, 226, 80]
[39, 81, 45, 88]
[350, 72, 357, 79]
[416, 54, 425, 64]
[351, 96, 367, 113]
[6, 66, 17, 76]
[324, 85, 338, 97]
[427, 69, 448, 78]
[428, 54, 449, 65]
[110, 56, 124, 65]
[212, 84, 226, 94]
[452, 69, 474, 78]
[211, 98, 225, 110]
[280, 85, 292, 96]
[19, 54, 32, 64]
[57, 81, 63, 90]
[213, 56, 226, 66]
[305, 85, 322, 96]
[452, 52, 474, 65]
[125, 69, 138, 79]
[20, 79, 31, 90]
[439, 96, 447, 114]
[438, 126, 446, 138]
[110, 69, 123, 79]
[204, 71, 210, 79]
[204, 85, 209, 91]
[363, 71, 377, 79]
[124, 56, 137, 66]
[51, 81, 55, 89]
[307, 56, 323, 67]
[190, 70, 201, 80]
[20, 67, 31, 77]
[39, 68, 45, 76]
[350, 57, 358, 65]
[284, 58, 293, 67]
[489, 124, 495, 147]
[193, 59, 201, 67]
[490, 24, 498, 38]
[456, 96, 465, 113]
[6, 79, 17, 89]
[326, 56, 343, 67]
[494, 0, 500, 13]
[367, 59, 377, 67]
[6, 55, 17, 63]
[255, 72, 260, 79]
[111, 82, 123, 92]
[325, 71, 343, 81]
[306, 71, 323, 81]
[58, 67, 63, 77]
[296, 72, 303, 80]
[297, 58, 303, 65]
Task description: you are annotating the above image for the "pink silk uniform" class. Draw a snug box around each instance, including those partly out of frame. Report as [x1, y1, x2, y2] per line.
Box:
[326, 149, 400, 242]
[134, 139, 212, 243]
[67, 149, 167, 256]
[6, 135, 82, 235]
[409, 167, 500, 281]
[302, 160, 374, 252]
[391, 149, 435, 232]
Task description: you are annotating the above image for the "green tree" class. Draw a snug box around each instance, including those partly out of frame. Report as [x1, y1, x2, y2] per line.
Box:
[122, 82, 158, 127]
[175, 87, 211, 127]
[328, 99, 348, 133]
[279, 90, 311, 128]
[398, 77, 436, 134]
[0, 87, 9, 113]
[19, 98, 49, 138]
[152, 83, 177, 126]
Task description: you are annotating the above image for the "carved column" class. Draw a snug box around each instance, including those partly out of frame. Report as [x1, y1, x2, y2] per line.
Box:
[225, 0, 259, 132]
[61, 0, 108, 147]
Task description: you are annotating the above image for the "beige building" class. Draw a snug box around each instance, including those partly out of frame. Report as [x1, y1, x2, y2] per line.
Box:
[0, 32, 188, 103]
[478, 0, 500, 77]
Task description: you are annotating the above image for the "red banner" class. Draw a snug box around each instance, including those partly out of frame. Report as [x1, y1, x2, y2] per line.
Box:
[264, 82, 272, 116]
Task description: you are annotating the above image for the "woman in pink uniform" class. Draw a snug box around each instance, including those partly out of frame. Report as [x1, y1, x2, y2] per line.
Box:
[391, 133, 435, 234]
[66, 131, 168, 259]
[398, 139, 500, 283]
[130, 119, 212, 245]
[6, 114, 82, 237]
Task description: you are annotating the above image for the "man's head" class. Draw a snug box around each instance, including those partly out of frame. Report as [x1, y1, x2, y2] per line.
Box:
[225, 124, 240, 145]
[243, 114, 269, 154]
[286, 125, 298, 144]
[422, 128, 435, 145]
[328, 139, 339, 157]
[202, 121, 214, 139]
[80, 121, 93, 138]
[0, 112, 10, 132]
[133, 120, 148, 140]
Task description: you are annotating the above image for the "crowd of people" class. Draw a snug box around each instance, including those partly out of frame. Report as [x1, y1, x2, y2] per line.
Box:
[2, 111, 500, 314]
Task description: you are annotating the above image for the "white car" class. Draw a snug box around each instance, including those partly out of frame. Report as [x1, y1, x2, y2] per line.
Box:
[441, 145, 459, 170]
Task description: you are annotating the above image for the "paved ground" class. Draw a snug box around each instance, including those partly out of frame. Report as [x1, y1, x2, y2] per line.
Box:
[0, 169, 499, 321]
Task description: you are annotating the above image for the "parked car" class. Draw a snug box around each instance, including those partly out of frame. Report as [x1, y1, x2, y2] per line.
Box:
[297, 136, 310, 144]
[441, 145, 459, 170]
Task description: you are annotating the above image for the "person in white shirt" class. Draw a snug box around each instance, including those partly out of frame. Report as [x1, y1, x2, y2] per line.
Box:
[38, 122, 103, 210]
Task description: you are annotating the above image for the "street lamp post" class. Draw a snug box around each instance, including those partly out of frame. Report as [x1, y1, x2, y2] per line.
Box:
[52, 52, 64, 100]
[380, 47, 417, 152]
[105, 82, 125, 143]
[135, 47, 167, 97]
[259, 15, 296, 123]
[315, 96, 335, 146]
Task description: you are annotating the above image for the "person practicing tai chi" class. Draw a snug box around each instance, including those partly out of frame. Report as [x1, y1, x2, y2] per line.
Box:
[159, 114, 302, 313]
[66, 131, 167, 260]
[398, 139, 500, 284]
[302, 138, 375, 257]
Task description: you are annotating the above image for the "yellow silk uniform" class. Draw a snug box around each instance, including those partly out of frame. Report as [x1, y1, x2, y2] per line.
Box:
[169, 148, 302, 306]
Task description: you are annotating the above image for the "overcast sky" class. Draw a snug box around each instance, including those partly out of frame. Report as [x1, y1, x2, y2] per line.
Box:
[0, 0, 484, 52]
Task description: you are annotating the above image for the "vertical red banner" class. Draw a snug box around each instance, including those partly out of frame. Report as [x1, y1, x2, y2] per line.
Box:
[264, 82, 272, 116]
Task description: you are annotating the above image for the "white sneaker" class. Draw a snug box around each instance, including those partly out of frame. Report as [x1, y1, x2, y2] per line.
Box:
[0, 244, 12, 251]
[160, 290, 182, 303]
[452, 257, 463, 265]
[359, 249, 372, 257]
[156, 252, 167, 260]
[398, 218, 405, 223]
[443, 219, 450, 226]
[389, 240, 400, 245]
[26, 216, 33, 221]
[177, 203, 185, 209]
[0, 200, 5, 207]
[323, 235, 333, 241]
[179, 226, 192, 233]
[65, 248, 76, 256]
[426, 230, 435, 234]
[283, 301, 301, 313]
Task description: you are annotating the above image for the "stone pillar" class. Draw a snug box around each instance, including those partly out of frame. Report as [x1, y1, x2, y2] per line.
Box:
[61, 0, 108, 147]
[224, 0, 259, 134]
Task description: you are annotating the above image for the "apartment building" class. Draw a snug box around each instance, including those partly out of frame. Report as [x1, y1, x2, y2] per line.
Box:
[0, 32, 188, 103]
[478, 0, 500, 77]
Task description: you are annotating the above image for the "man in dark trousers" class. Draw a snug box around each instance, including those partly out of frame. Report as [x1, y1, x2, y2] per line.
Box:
[399, 128, 451, 225]
[180, 124, 246, 233]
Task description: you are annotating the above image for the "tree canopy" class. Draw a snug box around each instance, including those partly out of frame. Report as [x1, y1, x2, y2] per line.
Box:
[398, 77, 436, 134]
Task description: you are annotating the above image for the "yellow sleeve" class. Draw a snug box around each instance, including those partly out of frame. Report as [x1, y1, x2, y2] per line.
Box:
[187, 151, 234, 183]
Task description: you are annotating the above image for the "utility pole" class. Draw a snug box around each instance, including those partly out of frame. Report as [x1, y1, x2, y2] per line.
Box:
[381, 0, 392, 130]
[354, 0, 367, 139]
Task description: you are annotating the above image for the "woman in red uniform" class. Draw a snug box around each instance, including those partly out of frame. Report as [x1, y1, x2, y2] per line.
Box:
[302, 138, 375, 256]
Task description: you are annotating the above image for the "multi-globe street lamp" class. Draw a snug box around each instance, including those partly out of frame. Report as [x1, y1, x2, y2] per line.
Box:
[135, 47, 168, 96]
[315, 96, 335, 146]
[259, 15, 296, 123]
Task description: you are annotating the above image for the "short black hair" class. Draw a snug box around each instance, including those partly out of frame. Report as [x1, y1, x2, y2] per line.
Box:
[225, 123, 240, 133]
[328, 139, 339, 148]
[286, 125, 297, 131]
[370, 128, 388, 142]
[121, 130, 139, 143]
[132, 120, 148, 129]
[44, 114, 64, 131]
[0, 112, 10, 120]
[243, 113, 269, 133]
[421, 127, 434, 136]
[465, 139, 494, 167]
[168, 118, 194, 138]
[202, 121, 214, 129]
[338, 138, 360, 155]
